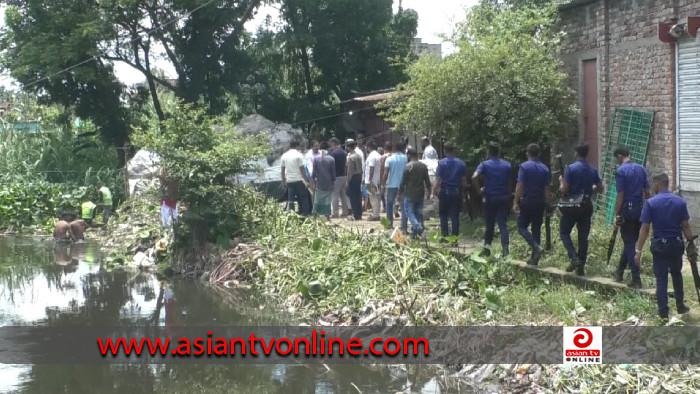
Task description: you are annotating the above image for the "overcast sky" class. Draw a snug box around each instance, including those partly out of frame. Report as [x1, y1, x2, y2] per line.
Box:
[1, 0, 478, 88]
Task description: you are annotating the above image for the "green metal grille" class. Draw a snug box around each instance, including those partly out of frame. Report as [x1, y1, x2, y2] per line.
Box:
[595, 108, 654, 225]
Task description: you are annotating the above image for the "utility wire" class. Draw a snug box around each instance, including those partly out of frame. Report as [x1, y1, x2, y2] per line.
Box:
[21, 0, 221, 89]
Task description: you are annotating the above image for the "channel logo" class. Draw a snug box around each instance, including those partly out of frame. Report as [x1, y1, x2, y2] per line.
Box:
[562, 326, 602, 364]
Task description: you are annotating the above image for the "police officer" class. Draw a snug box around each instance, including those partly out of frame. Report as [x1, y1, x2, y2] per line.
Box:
[431, 142, 468, 240]
[613, 147, 651, 288]
[634, 173, 692, 321]
[514, 143, 552, 266]
[473, 142, 512, 257]
[559, 143, 604, 276]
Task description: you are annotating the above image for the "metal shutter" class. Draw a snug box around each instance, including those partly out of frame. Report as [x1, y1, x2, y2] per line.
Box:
[678, 37, 700, 191]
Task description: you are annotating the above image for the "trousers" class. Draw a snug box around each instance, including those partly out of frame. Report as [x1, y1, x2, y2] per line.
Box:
[439, 188, 462, 237]
[559, 200, 593, 265]
[287, 181, 310, 216]
[367, 183, 381, 218]
[386, 187, 400, 226]
[651, 238, 685, 318]
[348, 174, 363, 220]
[517, 198, 545, 248]
[403, 197, 424, 238]
[484, 194, 510, 247]
[331, 176, 350, 217]
[620, 203, 643, 276]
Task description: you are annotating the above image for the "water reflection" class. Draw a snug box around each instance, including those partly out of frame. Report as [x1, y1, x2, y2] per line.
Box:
[0, 237, 444, 393]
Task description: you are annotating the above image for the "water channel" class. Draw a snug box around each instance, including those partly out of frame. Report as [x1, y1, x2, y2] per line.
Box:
[0, 237, 448, 393]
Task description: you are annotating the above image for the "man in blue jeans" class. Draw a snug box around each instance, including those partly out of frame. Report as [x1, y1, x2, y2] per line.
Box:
[635, 173, 692, 321]
[281, 141, 311, 216]
[399, 148, 431, 238]
[513, 143, 551, 266]
[613, 146, 650, 288]
[431, 142, 468, 242]
[382, 141, 407, 228]
[473, 142, 512, 257]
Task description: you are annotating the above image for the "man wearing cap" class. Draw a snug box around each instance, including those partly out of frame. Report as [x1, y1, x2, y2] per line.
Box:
[613, 146, 651, 288]
[635, 173, 692, 321]
[559, 143, 604, 276]
[514, 143, 551, 266]
[431, 142, 468, 240]
[473, 142, 512, 257]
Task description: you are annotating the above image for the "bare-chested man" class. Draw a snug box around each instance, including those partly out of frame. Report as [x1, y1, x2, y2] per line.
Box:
[53, 213, 77, 242]
[69, 219, 89, 241]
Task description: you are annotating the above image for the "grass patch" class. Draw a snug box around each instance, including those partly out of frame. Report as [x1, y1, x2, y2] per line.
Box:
[219, 195, 663, 326]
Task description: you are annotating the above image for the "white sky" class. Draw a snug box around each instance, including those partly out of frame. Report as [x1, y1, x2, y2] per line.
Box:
[1, 0, 478, 87]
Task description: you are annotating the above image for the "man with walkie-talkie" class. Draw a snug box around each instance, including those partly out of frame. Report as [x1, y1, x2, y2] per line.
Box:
[612, 147, 650, 288]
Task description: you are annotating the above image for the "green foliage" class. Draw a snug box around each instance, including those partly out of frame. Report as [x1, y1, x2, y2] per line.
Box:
[2, 1, 133, 164]
[133, 102, 266, 246]
[0, 181, 93, 231]
[241, 1, 418, 134]
[386, 3, 577, 163]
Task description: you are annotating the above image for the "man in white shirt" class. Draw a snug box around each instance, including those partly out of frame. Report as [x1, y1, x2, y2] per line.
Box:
[281, 141, 311, 216]
[365, 140, 382, 221]
[421, 136, 439, 160]
[305, 140, 321, 179]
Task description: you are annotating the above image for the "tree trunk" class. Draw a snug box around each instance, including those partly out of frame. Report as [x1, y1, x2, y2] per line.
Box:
[299, 47, 315, 103]
[145, 73, 165, 123]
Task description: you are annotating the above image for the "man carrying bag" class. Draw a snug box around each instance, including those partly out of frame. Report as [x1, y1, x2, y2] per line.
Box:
[558, 143, 604, 276]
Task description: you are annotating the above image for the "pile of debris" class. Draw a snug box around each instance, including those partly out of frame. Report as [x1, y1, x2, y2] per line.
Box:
[207, 243, 263, 286]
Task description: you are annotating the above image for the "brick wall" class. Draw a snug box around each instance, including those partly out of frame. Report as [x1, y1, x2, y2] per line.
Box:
[559, 0, 700, 228]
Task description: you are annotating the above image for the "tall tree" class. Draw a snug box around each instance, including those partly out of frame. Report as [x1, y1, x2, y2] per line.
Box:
[1, 1, 132, 164]
[386, 3, 577, 163]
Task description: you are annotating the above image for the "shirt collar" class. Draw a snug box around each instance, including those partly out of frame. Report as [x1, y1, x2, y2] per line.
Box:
[658, 190, 672, 195]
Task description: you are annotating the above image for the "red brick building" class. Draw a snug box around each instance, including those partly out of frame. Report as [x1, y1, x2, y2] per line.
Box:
[559, 0, 700, 224]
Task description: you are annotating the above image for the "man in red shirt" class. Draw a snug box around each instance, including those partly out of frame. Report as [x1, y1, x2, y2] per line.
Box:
[160, 169, 180, 227]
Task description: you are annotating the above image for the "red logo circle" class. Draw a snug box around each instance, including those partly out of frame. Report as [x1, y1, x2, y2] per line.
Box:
[573, 328, 593, 348]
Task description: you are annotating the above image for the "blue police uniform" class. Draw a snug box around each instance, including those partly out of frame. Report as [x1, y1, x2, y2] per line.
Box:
[615, 161, 649, 282]
[436, 156, 468, 237]
[640, 190, 690, 318]
[516, 159, 550, 250]
[476, 157, 512, 251]
[560, 159, 602, 272]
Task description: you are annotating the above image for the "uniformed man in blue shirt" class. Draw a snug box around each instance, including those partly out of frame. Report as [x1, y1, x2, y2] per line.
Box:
[473, 142, 512, 257]
[559, 143, 604, 276]
[613, 147, 651, 288]
[514, 143, 552, 266]
[634, 173, 693, 320]
[431, 142, 468, 240]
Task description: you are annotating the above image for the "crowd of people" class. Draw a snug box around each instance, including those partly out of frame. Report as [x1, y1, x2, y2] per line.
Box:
[281, 135, 459, 239]
[282, 136, 696, 320]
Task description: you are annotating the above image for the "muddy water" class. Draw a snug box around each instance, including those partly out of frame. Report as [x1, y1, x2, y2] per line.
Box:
[0, 237, 448, 394]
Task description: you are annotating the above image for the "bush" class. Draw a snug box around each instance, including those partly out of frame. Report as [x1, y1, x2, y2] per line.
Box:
[385, 3, 577, 162]
[0, 181, 94, 231]
[132, 102, 266, 268]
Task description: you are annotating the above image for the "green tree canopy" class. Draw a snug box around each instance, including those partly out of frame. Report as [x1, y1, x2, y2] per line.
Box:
[386, 3, 577, 163]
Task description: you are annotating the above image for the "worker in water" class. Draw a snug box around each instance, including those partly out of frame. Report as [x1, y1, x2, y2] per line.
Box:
[70, 219, 89, 241]
[53, 213, 76, 243]
[97, 184, 113, 225]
